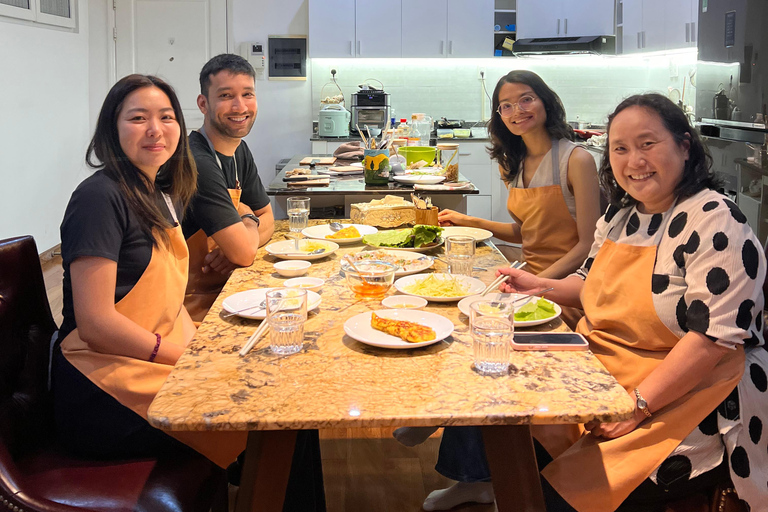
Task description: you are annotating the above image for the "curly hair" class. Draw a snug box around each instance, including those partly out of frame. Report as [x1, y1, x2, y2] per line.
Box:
[599, 93, 717, 208]
[487, 70, 573, 183]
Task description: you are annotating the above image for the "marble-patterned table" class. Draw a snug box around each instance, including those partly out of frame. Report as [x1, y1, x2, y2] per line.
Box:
[148, 220, 634, 512]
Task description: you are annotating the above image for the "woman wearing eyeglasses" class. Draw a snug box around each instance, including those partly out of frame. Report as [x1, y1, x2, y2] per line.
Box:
[438, 70, 602, 279]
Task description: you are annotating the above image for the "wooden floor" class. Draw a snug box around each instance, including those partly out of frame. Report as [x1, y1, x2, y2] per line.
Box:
[41, 257, 495, 512]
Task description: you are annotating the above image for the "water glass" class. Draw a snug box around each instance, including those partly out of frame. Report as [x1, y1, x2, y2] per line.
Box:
[287, 196, 310, 250]
[445, 235, 475, 277]
[266, 288, 307, 355]
[470, 300, 514, 375]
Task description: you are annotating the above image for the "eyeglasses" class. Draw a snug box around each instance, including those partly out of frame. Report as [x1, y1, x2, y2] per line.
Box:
[497, 95, 537, 118]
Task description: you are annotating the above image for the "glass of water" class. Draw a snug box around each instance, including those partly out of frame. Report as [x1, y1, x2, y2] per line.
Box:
[287, 196, 310, 250]
[470, 299, 514, 375]
[445, 235, 475, 277]
[266, 288, 308, 355]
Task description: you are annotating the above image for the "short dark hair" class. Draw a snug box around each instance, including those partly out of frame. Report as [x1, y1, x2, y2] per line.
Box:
[488, 70, 573, 183]
[199, 53, 256, 97]
[599, 93, 718, 208]
[86, 74, 197, 247]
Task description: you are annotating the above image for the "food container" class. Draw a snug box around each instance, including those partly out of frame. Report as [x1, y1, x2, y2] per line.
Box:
[414, 206, 439, 226]
[363, 149, 390, 185]
[452, 128, 471, 138]
[345, 261, 397, 298]
[397, 146, 437, 167]
[381, 296, 428, 310]
[285, 276, 325, 292]
[437, 143, 459, 182]
[274, 260, 311, 277]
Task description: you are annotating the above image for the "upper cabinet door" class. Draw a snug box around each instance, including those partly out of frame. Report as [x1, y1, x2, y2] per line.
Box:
[620, 0, 643, 53]
[640, 0, 666, 52]
[309, 0, 356, 58]
[446, 0, 493, 57]
[356, 0, 402, 57]
[663, 0, 696, 49]
[517, 0, 562, 39]
[402, 0, 448, 57]
[561, 0, 614, 37]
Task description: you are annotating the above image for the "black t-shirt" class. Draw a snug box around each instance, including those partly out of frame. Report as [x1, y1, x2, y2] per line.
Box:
[182, 130, 270, 239]
[58, 171, 179, 341]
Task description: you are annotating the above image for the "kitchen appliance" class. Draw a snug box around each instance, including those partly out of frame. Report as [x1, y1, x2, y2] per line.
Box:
[351, 86, 390, 134]
[697, 118, 767, 145]
[318, 104, 351, 137]
[713, 89, 731, 120]
[512, 35, 616, 55]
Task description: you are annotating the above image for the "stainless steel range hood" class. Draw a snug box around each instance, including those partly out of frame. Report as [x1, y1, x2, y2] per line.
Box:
[512, 35, 616, 55]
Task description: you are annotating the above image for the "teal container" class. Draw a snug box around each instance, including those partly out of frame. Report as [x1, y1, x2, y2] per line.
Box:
[363, 149, 390, 185]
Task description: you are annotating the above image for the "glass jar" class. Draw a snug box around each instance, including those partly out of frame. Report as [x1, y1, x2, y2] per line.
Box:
[363, 148, 390, 185]
[437, 143, 460, 182]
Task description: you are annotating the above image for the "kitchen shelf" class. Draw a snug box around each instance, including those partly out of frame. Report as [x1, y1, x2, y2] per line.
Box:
[494, 30, 515, 34]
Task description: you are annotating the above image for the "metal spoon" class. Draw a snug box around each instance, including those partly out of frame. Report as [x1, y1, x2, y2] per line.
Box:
[280, 248, 326, 257]
[329, 222, 344, 232]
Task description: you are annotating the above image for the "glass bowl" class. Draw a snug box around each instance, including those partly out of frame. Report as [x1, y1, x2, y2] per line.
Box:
[345, 261, 397, 298]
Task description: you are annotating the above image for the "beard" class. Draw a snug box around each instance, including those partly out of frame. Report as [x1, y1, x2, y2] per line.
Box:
[209, 112, 255, 139]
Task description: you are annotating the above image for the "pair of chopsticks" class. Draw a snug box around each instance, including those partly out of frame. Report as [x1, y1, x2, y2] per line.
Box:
[239, 321, 269, 356]
[481, 261, 527, 296]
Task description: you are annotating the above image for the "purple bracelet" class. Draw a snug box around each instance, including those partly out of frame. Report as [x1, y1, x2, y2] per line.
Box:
[149, 333, 161, 362]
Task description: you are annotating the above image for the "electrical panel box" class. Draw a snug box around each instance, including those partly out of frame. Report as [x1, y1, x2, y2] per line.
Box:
[239, 42, 266, 80]
[268, 36, 307, 81]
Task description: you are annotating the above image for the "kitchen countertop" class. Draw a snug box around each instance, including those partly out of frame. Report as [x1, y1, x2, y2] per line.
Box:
[266, 155, 480, 196]
[310, 135, 490, 142]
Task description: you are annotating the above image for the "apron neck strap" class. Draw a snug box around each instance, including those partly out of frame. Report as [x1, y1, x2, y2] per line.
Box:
[161, 192, 179, 226]
[198, 126, 240, 190]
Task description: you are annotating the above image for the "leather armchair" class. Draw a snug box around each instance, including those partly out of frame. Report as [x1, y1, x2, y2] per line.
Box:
[0, 236, 225, 512]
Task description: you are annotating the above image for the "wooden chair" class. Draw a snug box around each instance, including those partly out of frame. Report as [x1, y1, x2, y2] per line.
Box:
[0, 235, 226, 512]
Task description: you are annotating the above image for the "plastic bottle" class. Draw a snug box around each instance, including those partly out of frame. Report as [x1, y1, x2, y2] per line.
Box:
[396, 118, 410, 139]
[408, 114, 421, 146]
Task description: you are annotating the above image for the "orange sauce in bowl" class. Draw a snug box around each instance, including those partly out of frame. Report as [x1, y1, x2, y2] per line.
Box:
[351, 281, 391, 298]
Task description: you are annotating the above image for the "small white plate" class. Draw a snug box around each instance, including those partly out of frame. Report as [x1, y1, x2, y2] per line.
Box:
[457, 293, 562, 327]
[343, 310, 454, 349]
[440, 226, 494, 243]
[394, 273, 486, 302]
[393, 175, 446, 185]
[364, 237, 444, 253]
[381, 295, 428, 309]
[340, 249, 433, 277]
[265, 240, 339, 260]
[222, 288, 322, 320]
[285, 276, 324, 292]
[274, 260, 311, 277]
[301, 223, 378, 244]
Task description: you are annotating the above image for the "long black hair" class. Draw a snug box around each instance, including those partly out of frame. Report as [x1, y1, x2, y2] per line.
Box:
[488, 70, 573, 183]
[599, 93, 717, 208]
[86, 74, 197, 246]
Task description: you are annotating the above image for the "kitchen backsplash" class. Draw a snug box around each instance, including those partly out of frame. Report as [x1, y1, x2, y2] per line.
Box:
[311, 48, 697, 127]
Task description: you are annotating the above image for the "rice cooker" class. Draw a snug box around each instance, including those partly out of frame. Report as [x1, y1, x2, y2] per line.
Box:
[318, 104, 351, 137]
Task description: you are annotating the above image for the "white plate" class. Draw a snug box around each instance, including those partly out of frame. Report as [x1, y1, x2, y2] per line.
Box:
[343, 310, 454, 349]
[222, 288, 322, 320]
[340, 249, 433, 277]
[457, 293, 562, 327]
[301, 223, 378, 244]
[394, 273, 486, 302]
[440, 226, 494, 243]
[393, 175, 446, 185]
[265, 240, 339, 260]
[364, 236, 444, 253]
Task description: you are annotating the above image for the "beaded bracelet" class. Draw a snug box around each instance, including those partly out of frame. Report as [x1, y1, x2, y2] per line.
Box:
[149, 333, 161, 362]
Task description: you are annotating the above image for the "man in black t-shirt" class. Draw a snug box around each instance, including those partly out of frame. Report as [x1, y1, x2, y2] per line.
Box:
[183, 54, 275, 322]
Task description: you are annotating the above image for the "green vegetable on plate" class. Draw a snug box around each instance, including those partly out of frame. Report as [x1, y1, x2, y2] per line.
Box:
[514, 298, 556, 321]
[362, 225, 442, 248]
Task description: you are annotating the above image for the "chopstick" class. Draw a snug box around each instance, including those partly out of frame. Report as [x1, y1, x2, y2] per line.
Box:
[481, 260, 527, 296]
[239, 321, 270, 356]
[356, 124, 368, 148]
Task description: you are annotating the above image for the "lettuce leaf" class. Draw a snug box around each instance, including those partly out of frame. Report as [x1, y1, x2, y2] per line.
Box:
[362, 229, 412, 247]
[514, 298, 556, 321]
[412, 225, 443, 248]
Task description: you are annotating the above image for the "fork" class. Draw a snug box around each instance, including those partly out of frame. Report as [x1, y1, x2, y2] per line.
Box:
[223, 299, 267, 318]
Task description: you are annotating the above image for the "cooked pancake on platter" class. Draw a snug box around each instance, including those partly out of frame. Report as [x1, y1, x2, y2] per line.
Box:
[370, 312, 436, 343]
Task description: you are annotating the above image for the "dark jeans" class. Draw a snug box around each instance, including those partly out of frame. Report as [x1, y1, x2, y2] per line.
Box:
[436, 426, 729, 512]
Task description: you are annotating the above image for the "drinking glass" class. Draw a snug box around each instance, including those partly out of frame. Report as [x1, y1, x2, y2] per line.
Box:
[266, 288, 308, 355]
[287, 196, 310, 250]
[470, 299, 514, 375]
[445, 235, 475, 277]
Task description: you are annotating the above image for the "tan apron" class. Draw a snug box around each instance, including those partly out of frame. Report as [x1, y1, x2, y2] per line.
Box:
[542, 205, 745, 512]
[61, 193, 245, 468]
[185, 127, 243, 324]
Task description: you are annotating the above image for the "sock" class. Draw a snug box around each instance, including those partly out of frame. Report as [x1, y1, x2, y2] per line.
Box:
[422, 481, 495, 511]
[392, 426, 439, 447]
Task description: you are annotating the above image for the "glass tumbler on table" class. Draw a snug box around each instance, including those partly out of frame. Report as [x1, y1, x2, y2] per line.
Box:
[470, 299, 514, 375]
[266, 288, 308, 355]
[445, 235, 475, 277]
[287, 196, 310, 250]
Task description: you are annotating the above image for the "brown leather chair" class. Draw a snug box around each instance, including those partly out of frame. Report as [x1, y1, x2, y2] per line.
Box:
[0, 235, 226, 512]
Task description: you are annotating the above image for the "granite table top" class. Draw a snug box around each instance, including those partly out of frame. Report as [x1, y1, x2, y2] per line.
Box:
[148, 220, 634, 432]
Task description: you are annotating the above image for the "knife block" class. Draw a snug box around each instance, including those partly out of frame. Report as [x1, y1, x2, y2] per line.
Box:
[414, 206, 438, 226]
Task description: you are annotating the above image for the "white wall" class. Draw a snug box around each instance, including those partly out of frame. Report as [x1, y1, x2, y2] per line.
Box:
[0, 9, 91, 252]
[231, 0, 312, 190]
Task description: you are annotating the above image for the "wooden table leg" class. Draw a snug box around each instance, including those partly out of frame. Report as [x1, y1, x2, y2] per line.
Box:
[235, 430, 298, 512]
[481, 425, 546, 512]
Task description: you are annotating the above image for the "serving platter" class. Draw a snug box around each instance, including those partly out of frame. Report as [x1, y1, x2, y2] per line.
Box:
[301, 223, 378, 244]
[222, 288, 322, 320]
[392, 175, 446, 185]
[364, 237, 443, 253]
[393, 273, 486, 302]
[265, 240, 339, 260]
[343, 310, 453, 349]
[440, 226, 494, 243]
[340, 249, 434, 277]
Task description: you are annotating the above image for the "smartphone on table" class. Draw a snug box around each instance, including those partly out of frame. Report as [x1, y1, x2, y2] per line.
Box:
[511, 332, 589, 351]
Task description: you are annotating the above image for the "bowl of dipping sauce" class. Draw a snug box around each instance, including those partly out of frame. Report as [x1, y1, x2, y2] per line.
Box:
[381, 295, 428, 310]
[345, 261, 397, 299]
[274, 260, 311, 277]
[285, 276, 324, 292]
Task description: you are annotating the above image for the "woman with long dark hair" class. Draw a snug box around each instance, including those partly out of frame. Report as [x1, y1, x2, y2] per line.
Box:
[438, 70, 601, 278]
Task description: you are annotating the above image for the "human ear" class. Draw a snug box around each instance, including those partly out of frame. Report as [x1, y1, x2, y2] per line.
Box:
[197, 94, 208, 115]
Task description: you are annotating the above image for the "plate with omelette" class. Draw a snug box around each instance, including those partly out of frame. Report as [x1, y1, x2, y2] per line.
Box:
[302, 223, 378, 244]
[343, 309, 454, 349]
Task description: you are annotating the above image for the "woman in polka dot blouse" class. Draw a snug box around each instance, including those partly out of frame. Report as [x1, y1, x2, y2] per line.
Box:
[498, 93, 768, 512]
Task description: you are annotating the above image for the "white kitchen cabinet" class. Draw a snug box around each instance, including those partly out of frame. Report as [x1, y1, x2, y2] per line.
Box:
[640, 0, 665, 52]
[620, 0, 643, 53]
[402, 0, 448, 57]
[517, 0, 614, 39]
[662, 0, 696, 49]
[618, 0, 696, 54]
[356, 0, 402, 57]
[401, 0, 492, 58]
[308, 0, 356, 58]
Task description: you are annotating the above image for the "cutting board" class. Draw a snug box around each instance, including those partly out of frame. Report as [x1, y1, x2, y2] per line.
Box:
[300, 156, 336, 165]
[327, 165, 361, 173]
[287, 178, 330, 187]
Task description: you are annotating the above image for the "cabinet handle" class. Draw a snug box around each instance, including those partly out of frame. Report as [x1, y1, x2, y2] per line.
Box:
[564, 18, 567, 35]
[691, 22, 695, 42]
[685, 22, 690, 43]
[349, 40, 353, 56]
[557, 18, 560, 35]
[637, 32, 641, 49]
[642, 31, 646, 48]
[459, 152, 472, 156]
[448, 40, 453, 55]
[357, 40, 361, 55]
[440, 40, 445, 55]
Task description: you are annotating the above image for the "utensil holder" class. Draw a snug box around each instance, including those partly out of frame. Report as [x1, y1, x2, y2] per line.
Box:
[414, 206, 438, 226]
[363, 149, 390, 185]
